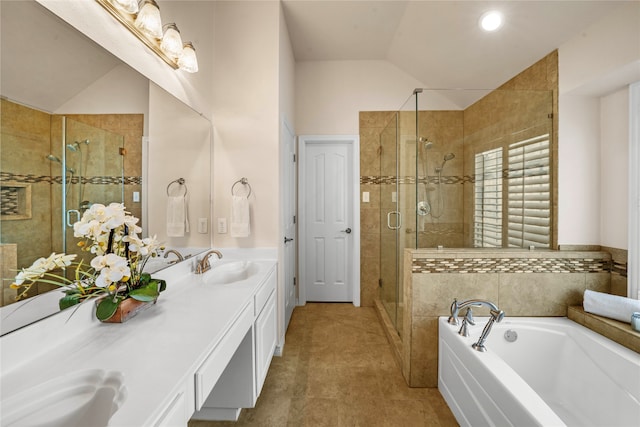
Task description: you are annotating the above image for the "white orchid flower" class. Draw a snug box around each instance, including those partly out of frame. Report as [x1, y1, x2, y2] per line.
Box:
[92, 254, 131, 288]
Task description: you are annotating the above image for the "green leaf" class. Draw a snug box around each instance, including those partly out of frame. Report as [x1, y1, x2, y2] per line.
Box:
[96, 297, 121, 321]
[59, 294, 81, 310]
[129, 285, 159, 302]
[153, 278, 167, 293]
[138, 272, 151, 287]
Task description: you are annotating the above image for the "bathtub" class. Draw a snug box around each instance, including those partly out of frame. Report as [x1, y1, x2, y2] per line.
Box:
[438, 317, 640, 427]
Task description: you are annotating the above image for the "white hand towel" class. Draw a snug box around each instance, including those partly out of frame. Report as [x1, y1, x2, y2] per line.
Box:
[231, 195, 250, 238]
[583, 289, 640, 323]
[167, 195, 189, 237]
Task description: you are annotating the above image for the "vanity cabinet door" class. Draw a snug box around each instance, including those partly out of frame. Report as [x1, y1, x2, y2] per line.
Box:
[255, 291, 277, 396]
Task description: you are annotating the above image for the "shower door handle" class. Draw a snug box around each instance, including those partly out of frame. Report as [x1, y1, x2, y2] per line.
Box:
[66, 209, 80, 227]
[387, 211, 402, 230]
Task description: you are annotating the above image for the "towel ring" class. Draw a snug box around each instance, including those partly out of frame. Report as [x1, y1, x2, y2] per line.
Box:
[231, 177, 252, 198]
[167, 178, 188, 196]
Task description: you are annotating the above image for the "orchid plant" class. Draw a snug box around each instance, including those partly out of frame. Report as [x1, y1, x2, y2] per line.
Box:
[11, 203, 166, 321]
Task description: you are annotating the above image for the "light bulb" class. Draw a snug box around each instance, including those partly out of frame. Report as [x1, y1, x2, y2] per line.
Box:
[178, 42, 199, 73]
[110, 0, 138, 14]
[134, 0, 163, 39]
[480, 11, 503, 32]
[160, 23, 183, 60]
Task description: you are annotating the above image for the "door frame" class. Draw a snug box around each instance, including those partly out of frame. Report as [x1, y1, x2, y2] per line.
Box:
[298, 135, 360, 307]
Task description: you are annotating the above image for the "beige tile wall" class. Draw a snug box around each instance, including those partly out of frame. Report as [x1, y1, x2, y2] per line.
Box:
[0, 100, 143, 304]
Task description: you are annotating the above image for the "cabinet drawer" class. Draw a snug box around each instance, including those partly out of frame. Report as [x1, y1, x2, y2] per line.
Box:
[254, 269, 276, 316]
[194, 302, 253, 410]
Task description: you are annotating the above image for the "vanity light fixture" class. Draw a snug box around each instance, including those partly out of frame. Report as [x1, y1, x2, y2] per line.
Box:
[97, 0, 199, 73]
[110, 0, 139, 14]
[479, 10, 504, 32]
[134, 0, 163, 39]
[178, 42, 199, 73]
[160, 23, 183, 60]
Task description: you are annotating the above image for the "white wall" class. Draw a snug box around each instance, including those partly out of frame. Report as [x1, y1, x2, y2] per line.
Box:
[557, 95, 601, 244]
[558, 1, 640, 247]
[148, 83, 212, 249]
[211, 0, 280, 248]
[600, 88, 630, 249]
[295, 60, 426, 135]
[55, 64, 150, 133]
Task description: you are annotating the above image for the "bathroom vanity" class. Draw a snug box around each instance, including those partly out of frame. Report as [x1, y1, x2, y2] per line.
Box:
[0, 251, 278, 426]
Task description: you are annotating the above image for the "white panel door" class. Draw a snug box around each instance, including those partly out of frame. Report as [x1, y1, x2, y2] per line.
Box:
[303, 142, 353, 301]
[282, 119, 296, 330]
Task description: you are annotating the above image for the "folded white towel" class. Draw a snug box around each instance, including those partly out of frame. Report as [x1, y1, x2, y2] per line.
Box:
[167, 196, 189, 237]
[230, 195, 250, 238]
[583, 289, 640, 323]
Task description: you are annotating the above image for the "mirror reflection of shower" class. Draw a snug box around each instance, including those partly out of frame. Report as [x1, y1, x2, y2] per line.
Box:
[46, 154, 75, 194]
[66, 139, 91, 212]
[417, 137, 455, 219]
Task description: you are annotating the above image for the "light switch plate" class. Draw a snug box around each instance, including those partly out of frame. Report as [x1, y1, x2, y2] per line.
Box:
[362, 191, 370, 203]
[217, 217, 227, 234]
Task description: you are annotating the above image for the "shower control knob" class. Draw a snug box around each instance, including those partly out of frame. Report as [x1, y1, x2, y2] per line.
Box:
[341, 228, 352, 234]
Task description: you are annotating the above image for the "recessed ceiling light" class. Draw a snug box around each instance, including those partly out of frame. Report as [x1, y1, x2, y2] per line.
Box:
[480, 10, 504, 32]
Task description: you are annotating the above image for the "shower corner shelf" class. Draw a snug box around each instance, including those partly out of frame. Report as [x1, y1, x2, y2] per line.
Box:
[0, 181, 32, 220]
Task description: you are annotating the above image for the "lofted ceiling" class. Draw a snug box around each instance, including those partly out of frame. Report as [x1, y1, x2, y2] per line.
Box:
[2, 1, 631, 113]
[282, 0, 629, 90]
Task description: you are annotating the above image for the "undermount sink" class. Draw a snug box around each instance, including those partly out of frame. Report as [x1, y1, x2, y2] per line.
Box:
[1, 369, 127, 427]
[203, 260, 258, 285]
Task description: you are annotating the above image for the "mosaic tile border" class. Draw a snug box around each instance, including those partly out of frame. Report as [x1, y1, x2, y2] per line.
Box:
[1, 172, 141, 185]
[612, 261, 628, 278]
[361, 175, 474, 185]
[360, 169, 548, 186]
[412, 257, 611, 274]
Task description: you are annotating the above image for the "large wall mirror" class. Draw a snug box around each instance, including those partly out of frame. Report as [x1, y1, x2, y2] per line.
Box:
[0, 0, 212, 335]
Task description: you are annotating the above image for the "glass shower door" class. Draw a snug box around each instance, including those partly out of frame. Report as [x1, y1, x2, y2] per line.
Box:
[379, 113, 399, 331]
[56, 117, 125, 272]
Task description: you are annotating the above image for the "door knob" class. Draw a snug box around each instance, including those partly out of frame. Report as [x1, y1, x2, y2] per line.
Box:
[341, 228, 352, 234]
[284, 237, 294, 243]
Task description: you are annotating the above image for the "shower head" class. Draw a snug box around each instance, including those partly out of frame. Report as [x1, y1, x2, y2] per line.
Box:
[436, 153, 456, 173]
[46, 154, 75, 173]
[67, 139, 89, 151]
[418, 137, 433, 149]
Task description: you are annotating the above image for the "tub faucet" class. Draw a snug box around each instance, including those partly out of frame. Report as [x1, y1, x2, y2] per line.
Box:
[195, 250, 223, 274]
[448, 298, 505, 352]
[458, 308, 475, 337]
[163, 249, 184, 264]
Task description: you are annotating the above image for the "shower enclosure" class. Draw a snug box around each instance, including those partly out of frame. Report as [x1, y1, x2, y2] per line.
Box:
[1, 111, 126, 300]
[379, 88, 554, 334]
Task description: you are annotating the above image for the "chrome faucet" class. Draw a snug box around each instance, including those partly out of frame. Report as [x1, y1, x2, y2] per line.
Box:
[163, 249, 184, 264]
[195, 250, 223, 274]
[448, 298, 505, 352]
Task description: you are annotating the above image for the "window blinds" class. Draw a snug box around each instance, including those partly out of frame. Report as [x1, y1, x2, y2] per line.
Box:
[474, 147, 503, 247]
[507, 134, 550, 248]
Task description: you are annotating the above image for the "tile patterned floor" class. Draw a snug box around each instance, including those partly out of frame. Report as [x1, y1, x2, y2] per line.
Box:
[189, 303, 458, 427]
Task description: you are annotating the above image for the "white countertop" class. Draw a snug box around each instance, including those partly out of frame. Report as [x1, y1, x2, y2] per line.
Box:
[1, 251, 277, 426]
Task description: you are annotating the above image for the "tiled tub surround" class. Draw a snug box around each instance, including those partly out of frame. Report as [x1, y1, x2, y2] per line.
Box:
[401, 248, 611, 388]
